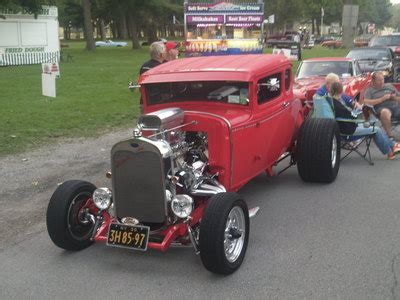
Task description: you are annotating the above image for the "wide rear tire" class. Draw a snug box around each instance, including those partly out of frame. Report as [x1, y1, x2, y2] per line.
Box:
[47, 180, 97, 251]
[199, 192, 249, 275]
[297, 118, 340, 183]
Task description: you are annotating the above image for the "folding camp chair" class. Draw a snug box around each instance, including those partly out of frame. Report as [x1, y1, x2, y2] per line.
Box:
[336, 118, 377, 165]
[311, 94, 377, 165]
[363, 104, 400, 135]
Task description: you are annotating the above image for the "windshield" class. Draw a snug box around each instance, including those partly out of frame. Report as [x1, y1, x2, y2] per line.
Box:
[347, 49, 390, 60]
[145, 81, 249, 106]
[297, 61, 353, 78]
[370, 36, 400, 46]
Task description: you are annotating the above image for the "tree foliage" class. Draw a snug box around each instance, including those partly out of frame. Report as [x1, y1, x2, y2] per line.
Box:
[2, 0, 395, 48]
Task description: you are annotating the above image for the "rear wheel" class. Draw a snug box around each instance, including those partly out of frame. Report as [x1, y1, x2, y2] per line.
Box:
[46, 180, 97, 250]
[199, 193, 249, 275]
[297, 118, 340, 183]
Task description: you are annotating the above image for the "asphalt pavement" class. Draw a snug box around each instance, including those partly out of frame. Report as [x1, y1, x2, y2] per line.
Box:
[1, 133, 400, 299]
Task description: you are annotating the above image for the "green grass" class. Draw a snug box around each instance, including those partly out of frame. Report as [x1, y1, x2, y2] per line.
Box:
[0, 43, 347, 156]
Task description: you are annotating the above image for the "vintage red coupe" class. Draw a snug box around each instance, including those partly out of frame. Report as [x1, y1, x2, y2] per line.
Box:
[295, 57, 371, 103]
[46, 55, 341, 275]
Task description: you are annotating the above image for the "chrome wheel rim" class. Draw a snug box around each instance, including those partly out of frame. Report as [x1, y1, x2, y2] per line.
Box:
[67, 192, 94, 241]
[224, 206, 246, 263]
[331, 136, 337, 168]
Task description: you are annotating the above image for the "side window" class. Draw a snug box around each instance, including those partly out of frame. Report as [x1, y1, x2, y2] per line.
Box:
[354, 62, 362, 75]
[258, 73, 282, 104]
[285, 69, 291, 91]
[389, 49, 395, 59]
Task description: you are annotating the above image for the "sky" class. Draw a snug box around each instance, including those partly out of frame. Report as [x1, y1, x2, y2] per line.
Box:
[392, 0, 400, 4]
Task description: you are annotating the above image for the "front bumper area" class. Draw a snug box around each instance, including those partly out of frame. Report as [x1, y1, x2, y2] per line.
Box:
[93, 202, 205, 252]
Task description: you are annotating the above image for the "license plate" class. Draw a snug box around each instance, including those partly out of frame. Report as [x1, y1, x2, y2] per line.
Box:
[106, 223, 149, 251]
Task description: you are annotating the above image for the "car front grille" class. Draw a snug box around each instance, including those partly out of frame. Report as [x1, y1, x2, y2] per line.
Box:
[111, 139, 166, 223]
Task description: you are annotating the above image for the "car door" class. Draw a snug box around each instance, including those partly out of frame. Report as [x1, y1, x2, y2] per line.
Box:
[254, 70, 295, 169]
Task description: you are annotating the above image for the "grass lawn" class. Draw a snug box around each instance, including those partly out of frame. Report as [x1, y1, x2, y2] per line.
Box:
[0, 42, 348, 156]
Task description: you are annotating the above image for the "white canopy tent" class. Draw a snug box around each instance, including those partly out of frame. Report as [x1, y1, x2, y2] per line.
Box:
[0, 6, 59, 66]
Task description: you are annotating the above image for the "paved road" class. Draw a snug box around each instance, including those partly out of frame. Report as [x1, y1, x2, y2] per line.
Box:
[1, 133, 400, 299]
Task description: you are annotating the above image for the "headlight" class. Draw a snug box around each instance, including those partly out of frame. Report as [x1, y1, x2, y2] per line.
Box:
[92, 187, 112, 210]
[171, 194, 194, 218]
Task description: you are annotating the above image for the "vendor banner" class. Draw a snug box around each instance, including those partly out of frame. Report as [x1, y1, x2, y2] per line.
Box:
[225, 15, 263, 23]
[185, 2, 263, 13]
[186, 15, 224, 24]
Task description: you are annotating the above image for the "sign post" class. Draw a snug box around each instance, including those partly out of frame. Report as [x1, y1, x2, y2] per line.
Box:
[41, 62, 60, 97]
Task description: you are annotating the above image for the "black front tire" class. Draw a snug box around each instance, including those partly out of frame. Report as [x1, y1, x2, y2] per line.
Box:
[199, 192, 249, 275]
[46, 180, 97, 251]
[297, 118, 340, 183]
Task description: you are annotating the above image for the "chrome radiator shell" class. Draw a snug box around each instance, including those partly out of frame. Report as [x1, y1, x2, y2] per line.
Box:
[111, 138, 168, 223]
[138, 108, 184, 132]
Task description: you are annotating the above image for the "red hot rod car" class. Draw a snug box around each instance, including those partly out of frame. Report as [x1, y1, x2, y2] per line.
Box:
[47, 55, 341, 275]
[295, 57, 371, 103]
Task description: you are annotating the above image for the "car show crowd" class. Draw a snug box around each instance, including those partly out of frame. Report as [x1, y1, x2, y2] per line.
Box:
[138, 37, 400, 161]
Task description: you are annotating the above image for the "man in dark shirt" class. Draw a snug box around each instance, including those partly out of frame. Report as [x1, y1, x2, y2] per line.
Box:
[137, 42, 166, 113]
[139, 42, 166, 75]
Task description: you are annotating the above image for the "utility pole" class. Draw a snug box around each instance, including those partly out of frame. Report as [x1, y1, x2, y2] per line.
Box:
[321, 7, 324, 35]
[342, 0, 358, 48]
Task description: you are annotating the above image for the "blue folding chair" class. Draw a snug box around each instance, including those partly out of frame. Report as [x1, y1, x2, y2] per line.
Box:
[335, 118, 377, 165]
[312, 95, 377, 165]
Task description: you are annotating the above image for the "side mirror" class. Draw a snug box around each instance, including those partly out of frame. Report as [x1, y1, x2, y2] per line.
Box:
[128, 81, 141, 91]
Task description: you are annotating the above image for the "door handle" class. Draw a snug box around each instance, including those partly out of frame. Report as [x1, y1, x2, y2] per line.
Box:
[282, 101, 290, 108]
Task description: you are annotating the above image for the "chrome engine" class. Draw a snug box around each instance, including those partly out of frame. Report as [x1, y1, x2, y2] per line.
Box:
[109, 108, 225, 226]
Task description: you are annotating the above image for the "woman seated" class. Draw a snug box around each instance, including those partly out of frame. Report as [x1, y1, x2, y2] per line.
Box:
[330, 81, 400, 160]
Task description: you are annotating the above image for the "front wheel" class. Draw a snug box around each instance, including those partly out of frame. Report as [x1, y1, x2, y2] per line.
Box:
[46, 180, 97, 250]
[297, 118, 340, 183]
[199, 192, 249, 275]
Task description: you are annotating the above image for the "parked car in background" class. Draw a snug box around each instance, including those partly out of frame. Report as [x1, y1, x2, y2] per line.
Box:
[369, 35, 400, 56]
[353, 34, 373, 47]
[314, 35, 335, 45]
[95, 40, 128, 47]
[346, 47, 399, 82]
[321, 38, 343, 49]
[295, 57, 371, 102]
[306, 35, 315, 49]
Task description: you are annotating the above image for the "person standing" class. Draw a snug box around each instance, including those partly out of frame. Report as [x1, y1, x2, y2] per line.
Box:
[139, 42, 166, 75]
[164, 41, 179, 62]
[137, 42, 166, 113]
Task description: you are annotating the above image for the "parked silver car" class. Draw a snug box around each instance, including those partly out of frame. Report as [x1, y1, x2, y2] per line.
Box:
[95, 40, 128, 47]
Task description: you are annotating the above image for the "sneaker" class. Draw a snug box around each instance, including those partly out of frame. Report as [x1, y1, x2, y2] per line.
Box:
[388, 152, 396, 160]
[392, 143, 400, 154]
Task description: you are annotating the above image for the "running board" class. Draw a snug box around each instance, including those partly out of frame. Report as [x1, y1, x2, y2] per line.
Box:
[249, 207, 260, 218]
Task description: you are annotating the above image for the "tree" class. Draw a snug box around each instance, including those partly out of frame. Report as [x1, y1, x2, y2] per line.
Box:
[389, 4, 400, 31]
[82, 0, 95, 50]
[58, 0, 83, 40]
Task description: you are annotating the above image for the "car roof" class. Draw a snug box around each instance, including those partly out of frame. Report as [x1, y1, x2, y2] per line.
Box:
[349, 47, 389, 51]
[303, 57, 352, 62]
[140, 54, 290, 83]
[374, 34, 398, 37]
